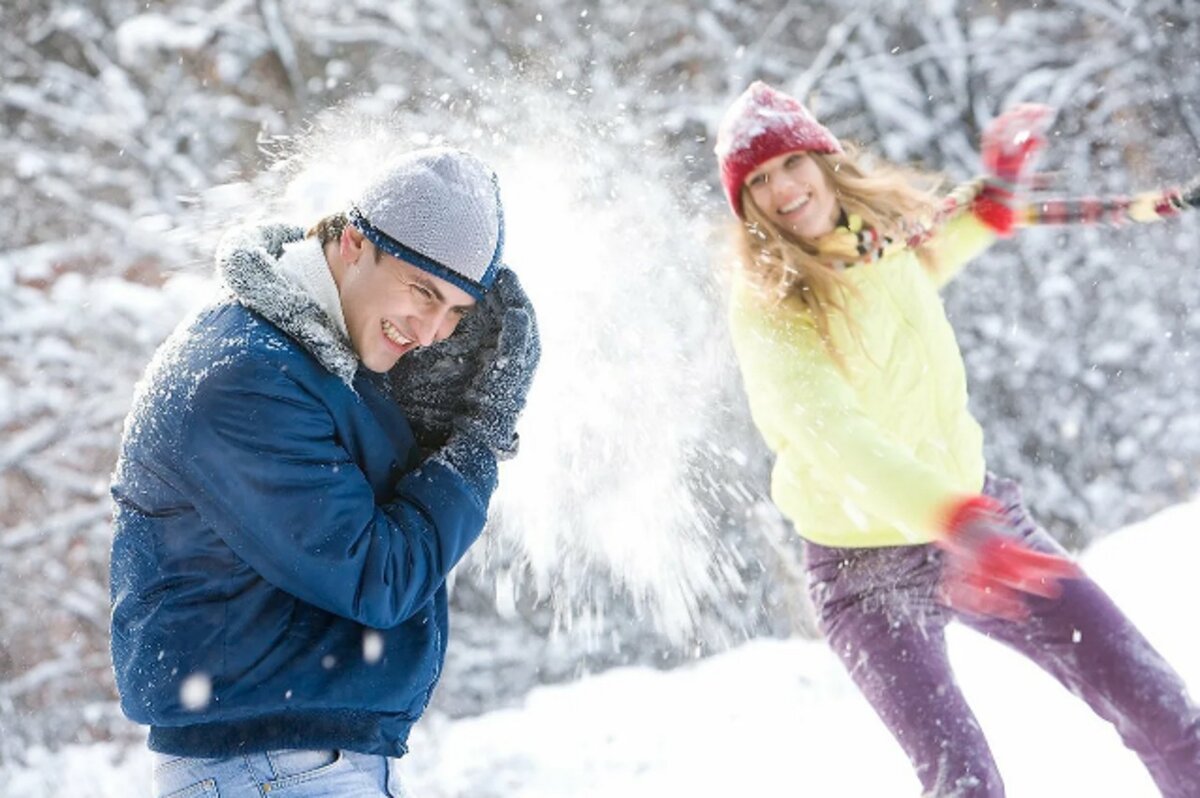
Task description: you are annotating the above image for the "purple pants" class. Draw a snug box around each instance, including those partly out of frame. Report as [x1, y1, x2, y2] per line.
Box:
[804, 475, 1200, 797]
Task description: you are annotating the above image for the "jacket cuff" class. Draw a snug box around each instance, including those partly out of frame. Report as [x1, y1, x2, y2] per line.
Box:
[433, 433, 499, 504]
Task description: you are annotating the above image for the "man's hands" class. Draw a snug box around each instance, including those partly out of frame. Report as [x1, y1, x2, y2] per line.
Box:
[936, 495, 1082, 621]
[390, 268, 540, 459]
[389, 295, 499, 452]
[974, 103, 1054, 236]
[452, 269, 541, 459]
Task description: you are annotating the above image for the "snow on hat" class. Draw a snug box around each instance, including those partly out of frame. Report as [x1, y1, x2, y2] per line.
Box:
[714, 81, 843, 218]
[348, 147, 504, 300]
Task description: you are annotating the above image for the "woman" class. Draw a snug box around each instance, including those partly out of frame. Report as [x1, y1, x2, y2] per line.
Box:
[717, 81, 1200, 797]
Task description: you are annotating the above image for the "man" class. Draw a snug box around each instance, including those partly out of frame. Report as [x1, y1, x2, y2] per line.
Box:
[110, 147, 538, 797]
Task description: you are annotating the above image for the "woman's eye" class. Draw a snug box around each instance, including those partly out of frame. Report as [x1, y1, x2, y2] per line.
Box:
[785, 154, 804, 168]
[748, 173, 767, 187]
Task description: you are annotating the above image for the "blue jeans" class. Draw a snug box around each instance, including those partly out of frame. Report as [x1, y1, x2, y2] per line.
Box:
[151, 749, 408, 797]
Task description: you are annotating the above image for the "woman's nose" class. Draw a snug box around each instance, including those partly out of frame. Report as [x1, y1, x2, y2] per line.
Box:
[773, 172, 802, 198]
[768, 175, 790, 203]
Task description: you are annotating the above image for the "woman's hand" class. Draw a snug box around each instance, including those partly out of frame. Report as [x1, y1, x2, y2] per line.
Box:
[974, 103, 1055, 235]
[936, 494, 1081, 621]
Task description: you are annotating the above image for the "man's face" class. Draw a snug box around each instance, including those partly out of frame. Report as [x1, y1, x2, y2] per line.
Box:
[338, 229, 477, 373]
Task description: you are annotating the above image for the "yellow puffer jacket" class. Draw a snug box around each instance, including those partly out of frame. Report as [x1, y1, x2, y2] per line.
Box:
[729, 212, 997, 548]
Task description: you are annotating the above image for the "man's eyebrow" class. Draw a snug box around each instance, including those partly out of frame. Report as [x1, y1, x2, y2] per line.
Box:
[412, 273, 446, 303]
[411, 271, 474, 311]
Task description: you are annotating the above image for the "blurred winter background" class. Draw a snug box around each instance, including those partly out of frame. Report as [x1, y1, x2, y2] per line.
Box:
[2, 0, 1199, 793]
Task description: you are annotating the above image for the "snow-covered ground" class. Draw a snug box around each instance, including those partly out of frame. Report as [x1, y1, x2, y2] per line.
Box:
[8, 498, 1198, 798]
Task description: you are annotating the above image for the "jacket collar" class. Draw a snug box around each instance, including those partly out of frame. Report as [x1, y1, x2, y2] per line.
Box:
[215, 223, 360, 385]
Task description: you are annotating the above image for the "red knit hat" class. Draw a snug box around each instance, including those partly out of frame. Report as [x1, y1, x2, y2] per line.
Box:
[715, 81, 843, 218]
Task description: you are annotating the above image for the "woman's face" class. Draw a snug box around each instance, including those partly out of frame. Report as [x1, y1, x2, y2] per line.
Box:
[744, 151, 841, 240]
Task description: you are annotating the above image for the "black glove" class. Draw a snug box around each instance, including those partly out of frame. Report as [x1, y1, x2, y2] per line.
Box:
[422, 269, 540, 499]
[388, 289, 502, 451]
[454, 268, 541, 459]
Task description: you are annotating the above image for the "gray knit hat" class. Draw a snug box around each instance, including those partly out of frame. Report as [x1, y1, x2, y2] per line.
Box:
[347, 147, 504, 300]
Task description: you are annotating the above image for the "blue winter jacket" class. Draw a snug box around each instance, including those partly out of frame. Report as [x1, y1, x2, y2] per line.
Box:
[109, 224, 496, 757]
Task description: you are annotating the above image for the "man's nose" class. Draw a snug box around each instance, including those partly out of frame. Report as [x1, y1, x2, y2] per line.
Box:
[414, 306, 453, 346]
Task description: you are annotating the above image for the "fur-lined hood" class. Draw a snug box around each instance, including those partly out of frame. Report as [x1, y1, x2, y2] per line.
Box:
[214, 223, 360, 385]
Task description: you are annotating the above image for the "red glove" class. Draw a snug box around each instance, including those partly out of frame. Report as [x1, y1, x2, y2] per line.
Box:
[974, 103, 1054, 236]
[936, 495, 1082, 621]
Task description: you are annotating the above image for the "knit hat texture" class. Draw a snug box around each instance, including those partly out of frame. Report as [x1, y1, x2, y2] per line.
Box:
[715, 81, 843, 218]
[348, 147, 504, 300]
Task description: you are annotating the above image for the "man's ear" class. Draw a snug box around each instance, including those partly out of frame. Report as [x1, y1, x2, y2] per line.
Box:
[339, 224, 367, 266]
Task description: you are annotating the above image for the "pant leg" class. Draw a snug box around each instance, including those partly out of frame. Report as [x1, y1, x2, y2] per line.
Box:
[805, 540, 1005, 798]
[958, 476, 1200, 798]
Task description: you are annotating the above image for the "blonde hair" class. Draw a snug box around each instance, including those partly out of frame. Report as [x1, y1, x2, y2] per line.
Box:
[733, 145, 944, 358]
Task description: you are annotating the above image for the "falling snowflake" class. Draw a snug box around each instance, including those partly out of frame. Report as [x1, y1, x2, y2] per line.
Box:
[180, 673, 212, 711]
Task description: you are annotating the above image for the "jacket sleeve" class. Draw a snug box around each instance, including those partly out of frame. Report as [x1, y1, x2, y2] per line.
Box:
[735, 305, 966, 544]
[918, 208, 997, 288]
[179, 356, 495, 629]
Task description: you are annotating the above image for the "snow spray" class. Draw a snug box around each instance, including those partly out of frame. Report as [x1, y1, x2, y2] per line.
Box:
[221, 87, 749, 646]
